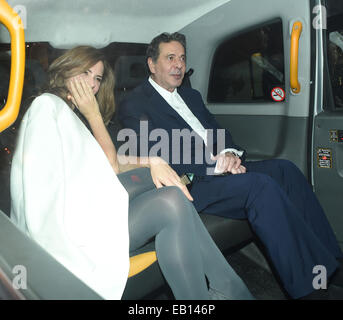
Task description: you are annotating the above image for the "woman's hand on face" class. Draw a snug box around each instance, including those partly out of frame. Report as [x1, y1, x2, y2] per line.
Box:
[149, 157, 194, 201]
[67, 76, 101, 121]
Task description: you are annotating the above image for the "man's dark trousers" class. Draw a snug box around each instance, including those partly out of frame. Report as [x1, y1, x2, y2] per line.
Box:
[189, 158, 342, 299]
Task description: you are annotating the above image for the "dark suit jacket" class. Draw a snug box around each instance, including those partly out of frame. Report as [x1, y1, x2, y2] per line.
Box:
[116, 79, 245, 177]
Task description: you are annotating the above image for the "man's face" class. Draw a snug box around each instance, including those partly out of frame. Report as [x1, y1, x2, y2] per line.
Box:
[148, 41, 186, 92]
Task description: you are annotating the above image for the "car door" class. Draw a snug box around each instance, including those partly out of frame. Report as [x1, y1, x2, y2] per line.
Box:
[311, 0, 343, 246]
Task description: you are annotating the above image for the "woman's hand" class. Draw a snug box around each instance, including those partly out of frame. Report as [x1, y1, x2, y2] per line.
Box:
[67, 76, 101, 121]
[149, 157, 194, 201]
[67, 76, 119, 173]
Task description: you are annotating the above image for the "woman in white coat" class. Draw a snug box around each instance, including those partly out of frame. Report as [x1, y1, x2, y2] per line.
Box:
[10, 46, 253, 300]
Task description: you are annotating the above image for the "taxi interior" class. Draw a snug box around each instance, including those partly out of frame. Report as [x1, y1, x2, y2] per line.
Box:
[0, 0, 343, 300]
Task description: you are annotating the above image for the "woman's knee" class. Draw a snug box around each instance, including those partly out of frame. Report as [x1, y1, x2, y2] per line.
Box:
[128, 186, 189, 245]
[156, 186, 189, 207]
[154, 186, 191, 223]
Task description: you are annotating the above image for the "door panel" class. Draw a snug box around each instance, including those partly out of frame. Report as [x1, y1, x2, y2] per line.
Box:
[313, 112, 343, 244]
[216, 115, 309, 173]
[312, 0, 343, 247]
[182, 0, 312, 175]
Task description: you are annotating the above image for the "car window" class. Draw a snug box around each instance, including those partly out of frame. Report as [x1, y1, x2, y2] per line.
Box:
[208, 19, 285, 103]
[327, 14, 343, 109]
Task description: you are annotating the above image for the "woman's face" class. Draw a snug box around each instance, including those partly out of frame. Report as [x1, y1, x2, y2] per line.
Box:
[70, 60, 104, 95]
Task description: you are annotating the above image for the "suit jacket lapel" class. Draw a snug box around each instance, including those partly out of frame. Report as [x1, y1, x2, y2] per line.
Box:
[177, 86, 210, 130]
[141, 80, 212, 153]
[142, 80, 193, 130]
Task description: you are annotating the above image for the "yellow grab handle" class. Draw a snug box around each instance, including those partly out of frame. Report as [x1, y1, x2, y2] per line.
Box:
[0, 0, 25, 133]
[128, 251, 157, 278]
[290, 21, 302, 94]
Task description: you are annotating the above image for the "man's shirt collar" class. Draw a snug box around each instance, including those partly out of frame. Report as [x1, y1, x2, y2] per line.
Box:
[148, 76, 178, 102]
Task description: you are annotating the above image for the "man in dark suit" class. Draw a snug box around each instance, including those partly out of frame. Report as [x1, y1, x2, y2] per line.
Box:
[115, 32, 343, 299]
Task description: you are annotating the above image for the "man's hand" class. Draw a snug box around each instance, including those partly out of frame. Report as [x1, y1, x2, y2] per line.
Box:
[149, 157, 194, 201]
[213, 152, 246, 174]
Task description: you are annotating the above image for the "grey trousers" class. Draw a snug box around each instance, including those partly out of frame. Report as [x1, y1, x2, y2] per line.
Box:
[118, 168, 254, 300]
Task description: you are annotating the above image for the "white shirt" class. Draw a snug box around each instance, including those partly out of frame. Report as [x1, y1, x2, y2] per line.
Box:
[10, 93, 130, 299]
[149, 77, 243, 173]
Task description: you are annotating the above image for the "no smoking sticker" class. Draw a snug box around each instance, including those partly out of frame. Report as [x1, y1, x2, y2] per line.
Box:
[271, 87, 285, 102]
[317, 148, 332, 169]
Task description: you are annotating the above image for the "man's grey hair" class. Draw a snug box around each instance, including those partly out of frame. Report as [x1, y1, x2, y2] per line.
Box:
[146, 32, 186, 63]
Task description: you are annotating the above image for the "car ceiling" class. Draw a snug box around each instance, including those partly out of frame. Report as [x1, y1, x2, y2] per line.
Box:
[1, 0, 232, 47]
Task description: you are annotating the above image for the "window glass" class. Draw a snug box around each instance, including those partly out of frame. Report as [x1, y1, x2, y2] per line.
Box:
[208, 20, 285, 103]
[327, 15, 343, 109]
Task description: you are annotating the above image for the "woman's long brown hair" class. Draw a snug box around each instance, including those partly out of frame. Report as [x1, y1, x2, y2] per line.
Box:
[45, 46, 115, 125]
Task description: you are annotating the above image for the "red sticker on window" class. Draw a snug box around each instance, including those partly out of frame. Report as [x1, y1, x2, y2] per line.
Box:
[271, 87, 285, 102]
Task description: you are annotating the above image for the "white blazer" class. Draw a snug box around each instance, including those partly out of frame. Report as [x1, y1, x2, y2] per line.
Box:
[10, 93, 130, 299]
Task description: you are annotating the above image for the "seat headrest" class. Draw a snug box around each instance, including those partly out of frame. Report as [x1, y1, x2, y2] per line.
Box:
[114, 55, 149, 90]
[25, 60, 47, 89]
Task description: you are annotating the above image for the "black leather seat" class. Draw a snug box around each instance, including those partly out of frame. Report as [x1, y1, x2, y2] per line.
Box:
[114, 55, 149, 108]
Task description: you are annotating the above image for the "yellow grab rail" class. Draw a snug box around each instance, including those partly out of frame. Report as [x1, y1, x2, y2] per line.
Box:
[0, 0, 25, 133]
[290, 21, 302, 94]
